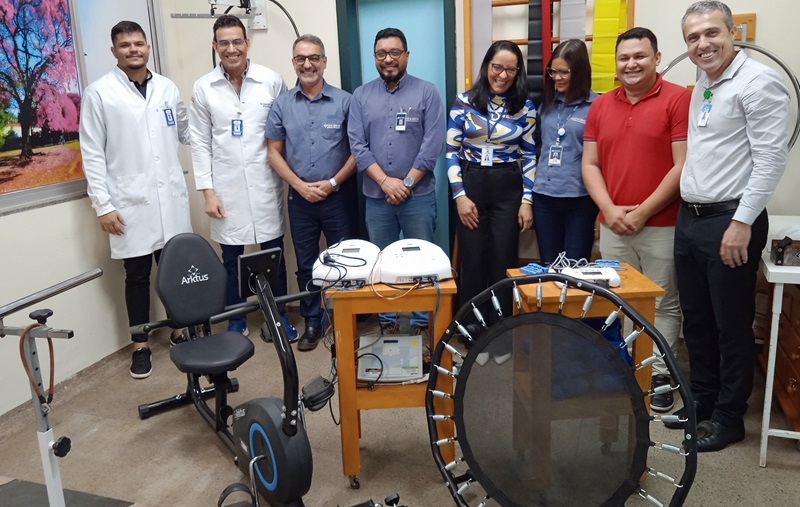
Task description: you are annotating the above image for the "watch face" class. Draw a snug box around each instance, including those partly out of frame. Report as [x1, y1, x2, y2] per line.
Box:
[403, 177, 414, 187]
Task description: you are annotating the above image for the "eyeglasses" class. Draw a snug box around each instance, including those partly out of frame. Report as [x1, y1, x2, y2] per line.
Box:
[216, 38, 246, 49]
[293, 54, 322, 65]
[490, 63, 519, 76]
[374, 49, 406, 60]
[547, 68, 572, 78]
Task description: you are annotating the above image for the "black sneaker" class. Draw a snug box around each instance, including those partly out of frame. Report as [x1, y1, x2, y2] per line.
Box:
[130, 347, 152, 379]
[169, 331, 187, 347]
[650, 374, 674, 412]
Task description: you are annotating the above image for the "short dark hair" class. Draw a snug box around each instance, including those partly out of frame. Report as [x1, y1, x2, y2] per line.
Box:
[111, 21, 146, 45]
[542, 39, 592, 110]
[374, 28, 407, 51]
[293, 34, 325, 57]
[470, 40, 528, 116]
[213, 14, 247, 41]
[616, 27, 658, 54]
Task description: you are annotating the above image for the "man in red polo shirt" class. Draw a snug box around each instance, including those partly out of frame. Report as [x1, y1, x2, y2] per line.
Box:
[582, 27, 690, 412]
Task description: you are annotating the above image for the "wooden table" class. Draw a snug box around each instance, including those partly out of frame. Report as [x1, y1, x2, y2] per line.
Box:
[507, 264, 664, 392]
[327, 280, 457, 487]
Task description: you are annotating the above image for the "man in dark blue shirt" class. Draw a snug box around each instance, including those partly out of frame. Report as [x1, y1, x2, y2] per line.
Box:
[347, 27, 445, 333]
[266, 34, 357, 351]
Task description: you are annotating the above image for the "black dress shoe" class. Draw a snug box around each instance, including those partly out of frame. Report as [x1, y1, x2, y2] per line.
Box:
[298, 326, 321, 351]
[696, 420, 745, 452]
[663, 401, 712, 430]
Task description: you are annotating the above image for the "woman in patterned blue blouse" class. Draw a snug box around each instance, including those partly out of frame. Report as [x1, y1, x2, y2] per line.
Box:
[446, 40, 537, 318]
[533, 39, 598, 264]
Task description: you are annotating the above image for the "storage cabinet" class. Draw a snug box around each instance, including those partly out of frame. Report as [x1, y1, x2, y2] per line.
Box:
[755, 272, 800, 432]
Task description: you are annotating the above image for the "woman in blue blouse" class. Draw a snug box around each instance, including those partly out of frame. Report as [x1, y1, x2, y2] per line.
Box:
[446, 40, 536, 317]
[533, 39, 598, 264]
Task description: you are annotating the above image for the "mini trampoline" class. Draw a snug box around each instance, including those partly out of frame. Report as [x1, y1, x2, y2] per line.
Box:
[426, 273, 697, 507]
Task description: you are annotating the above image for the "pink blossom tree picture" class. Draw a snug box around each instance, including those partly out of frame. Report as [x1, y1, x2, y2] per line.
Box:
[0, 0, 83, 194]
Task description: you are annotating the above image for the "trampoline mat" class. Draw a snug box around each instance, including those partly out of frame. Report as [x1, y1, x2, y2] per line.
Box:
[454, 312, 650, 507]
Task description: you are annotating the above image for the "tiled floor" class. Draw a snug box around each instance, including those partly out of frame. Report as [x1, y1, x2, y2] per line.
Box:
[1, 311, 799, 507]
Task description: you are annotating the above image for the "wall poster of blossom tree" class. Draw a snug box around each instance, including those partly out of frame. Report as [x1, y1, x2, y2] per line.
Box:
[0, 0, 83, 208]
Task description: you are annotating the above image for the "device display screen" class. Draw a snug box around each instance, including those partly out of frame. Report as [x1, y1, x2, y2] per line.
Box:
[402, 246, 421, 252]
[583, 270, 603, 275]
[342, 248, 360, 253]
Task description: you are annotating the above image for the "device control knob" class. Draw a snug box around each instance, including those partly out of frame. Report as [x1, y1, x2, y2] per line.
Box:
[29, 308, 53, 325]
[384, 494, 400, 506]
[52, 436, 71, 457]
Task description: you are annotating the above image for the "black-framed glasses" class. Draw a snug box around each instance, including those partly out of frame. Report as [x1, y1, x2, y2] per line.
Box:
[293, 54, 322, 65]
[374, 49, 406, 60]
[547, 68, 572, 78]
[490, 63, 519, 76]
[216, 38, 246, 49]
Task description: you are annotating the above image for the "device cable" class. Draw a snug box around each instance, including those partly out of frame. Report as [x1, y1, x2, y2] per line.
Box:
[18, 323, 55, 409]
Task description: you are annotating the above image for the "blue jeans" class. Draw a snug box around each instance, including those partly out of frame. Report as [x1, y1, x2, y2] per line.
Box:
[288, 186, 357, 328]
[221, 237, 289, 331]
[365, 192, 437, 327]
[532, 192, 598, 265]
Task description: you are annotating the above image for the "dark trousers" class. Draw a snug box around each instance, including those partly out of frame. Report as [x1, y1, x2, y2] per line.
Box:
[532, 192, 598, 264]
[221, 237, 289, 331]
[288, 185, 357, 328]
[124, 250, 161, 343]
[674, 207, 768, 426]
[457, 161, 522, 319]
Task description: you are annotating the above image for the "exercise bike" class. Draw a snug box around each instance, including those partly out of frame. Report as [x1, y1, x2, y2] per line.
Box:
[135, 233, 334, 507]
[0, 268, 103, 507]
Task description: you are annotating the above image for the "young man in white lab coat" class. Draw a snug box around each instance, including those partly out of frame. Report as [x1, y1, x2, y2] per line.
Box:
[80, 21, 192, 379]
[189, 15, 296, 339]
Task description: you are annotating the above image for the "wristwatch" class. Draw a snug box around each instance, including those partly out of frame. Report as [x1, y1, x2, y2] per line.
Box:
[329, 178, 339, 192]
[403, 176, 415, 188]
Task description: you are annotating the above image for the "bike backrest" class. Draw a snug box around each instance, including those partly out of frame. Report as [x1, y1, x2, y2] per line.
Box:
[156, 233, 227, 328]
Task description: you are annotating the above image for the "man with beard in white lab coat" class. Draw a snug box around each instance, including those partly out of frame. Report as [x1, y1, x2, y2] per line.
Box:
[80, 21, 191, 379]
[189, 15, 297, 340]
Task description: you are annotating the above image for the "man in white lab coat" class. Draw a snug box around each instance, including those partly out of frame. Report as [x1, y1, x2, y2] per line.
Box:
[80, 21, 191, 379]
[189, 15, 296, 339]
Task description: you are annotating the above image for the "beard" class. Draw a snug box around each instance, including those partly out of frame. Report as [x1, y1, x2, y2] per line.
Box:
[379, 68, 406, 84]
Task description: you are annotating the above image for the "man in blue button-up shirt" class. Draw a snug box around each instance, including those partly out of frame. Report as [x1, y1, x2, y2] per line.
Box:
[266, 34, 358, 351]
[347, 27, 445, 333]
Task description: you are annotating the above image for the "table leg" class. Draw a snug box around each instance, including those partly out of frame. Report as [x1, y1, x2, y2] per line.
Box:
[334, 301, 361, 478]
[631, 300, 656, 397]
[759, 282, 784, 467]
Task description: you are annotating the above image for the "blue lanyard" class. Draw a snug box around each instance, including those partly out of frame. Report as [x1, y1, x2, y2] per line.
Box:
[555, 102, 579, 145]
[487, 99, 506, 141]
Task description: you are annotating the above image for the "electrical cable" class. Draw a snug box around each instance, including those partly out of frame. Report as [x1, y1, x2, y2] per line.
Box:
[19, 323, 55, 407]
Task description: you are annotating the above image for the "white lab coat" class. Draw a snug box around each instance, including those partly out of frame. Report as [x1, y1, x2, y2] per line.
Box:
[190, 62, 287, 245]
[80, 67, 192, 259]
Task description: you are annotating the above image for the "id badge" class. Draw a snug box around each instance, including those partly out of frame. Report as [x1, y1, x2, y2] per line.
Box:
[697, 104, 712, 127]
[480, 147, 494, 166]
[548, 145, 563, 166]
[231, 119, 243, 137]
[395, 112, 407, 131]
[163, 108, 175, 127]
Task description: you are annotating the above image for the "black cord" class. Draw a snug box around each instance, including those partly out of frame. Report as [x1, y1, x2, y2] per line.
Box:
[269, 0, 300, 38]
[356, 352, 384, 389]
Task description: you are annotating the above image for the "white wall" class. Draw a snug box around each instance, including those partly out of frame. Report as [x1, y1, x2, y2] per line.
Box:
[0, 0, 341, 417]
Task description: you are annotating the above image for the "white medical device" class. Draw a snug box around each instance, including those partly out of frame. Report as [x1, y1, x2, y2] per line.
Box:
[311, 239, 380, 286]
[357, 335, 424, 383]
[377, 239, 452, 284]
[557, 266, 621, 288]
